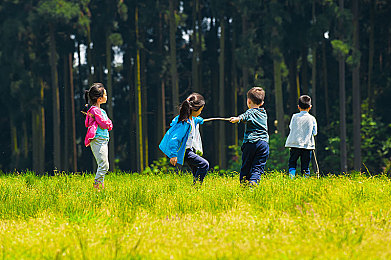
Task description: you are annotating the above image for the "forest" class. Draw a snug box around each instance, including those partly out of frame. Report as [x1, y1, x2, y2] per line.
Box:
[1, 0, 391, 175]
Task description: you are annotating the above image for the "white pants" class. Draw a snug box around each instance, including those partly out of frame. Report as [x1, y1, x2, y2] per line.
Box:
[90, 137, 109, 184]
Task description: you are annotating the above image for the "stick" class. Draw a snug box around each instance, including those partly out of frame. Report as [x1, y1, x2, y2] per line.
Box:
[203, 117, 231, 122]
[313, 149, 320, 178]
[81, 111, 94, 118]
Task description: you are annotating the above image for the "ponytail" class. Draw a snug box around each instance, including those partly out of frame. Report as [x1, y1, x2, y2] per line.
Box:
[84, 90, 90, 105]
[178, 99, 191, 122]
[177, 93, 205, 122]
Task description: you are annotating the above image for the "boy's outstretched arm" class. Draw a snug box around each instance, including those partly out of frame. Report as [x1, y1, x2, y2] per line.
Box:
[229, 117, 240, 123]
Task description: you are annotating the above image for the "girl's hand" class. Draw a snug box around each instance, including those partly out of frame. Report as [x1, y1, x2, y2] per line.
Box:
[230, 117, 240, 123]
[170, 157, 178, 166]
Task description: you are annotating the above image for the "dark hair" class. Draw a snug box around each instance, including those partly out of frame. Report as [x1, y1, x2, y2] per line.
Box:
[247, 87, 265, 105]
[298, 95, 311, 109]
[178, 93, 205, 122]
[84, 83, 105, 105]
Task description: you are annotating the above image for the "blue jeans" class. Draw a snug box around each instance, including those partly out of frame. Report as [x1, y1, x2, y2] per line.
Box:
[288, 148, 312, 176]
[184, 149, 209, 184]
[240, 140, 269, 184]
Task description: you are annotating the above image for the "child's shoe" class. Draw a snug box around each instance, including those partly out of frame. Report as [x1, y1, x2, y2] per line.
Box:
[289, 168, 296, 179]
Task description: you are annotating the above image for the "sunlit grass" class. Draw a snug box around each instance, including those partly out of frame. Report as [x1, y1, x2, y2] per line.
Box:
[1, 171, 391, 259]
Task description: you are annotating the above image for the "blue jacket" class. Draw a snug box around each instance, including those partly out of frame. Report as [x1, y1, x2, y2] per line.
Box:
[159, 115, 204, 165]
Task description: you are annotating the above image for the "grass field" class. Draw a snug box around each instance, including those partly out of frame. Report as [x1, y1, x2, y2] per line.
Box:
[1, 171, 391, 259]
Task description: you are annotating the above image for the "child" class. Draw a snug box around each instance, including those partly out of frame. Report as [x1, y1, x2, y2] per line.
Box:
[84, 83, 113, 190]
[285, 95, 317, 178]
[230, 87, 269, 184]
[159, 93, 209, 184]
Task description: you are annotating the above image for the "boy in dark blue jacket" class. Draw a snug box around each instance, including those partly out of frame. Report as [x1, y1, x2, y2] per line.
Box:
[230, 87, 269, 184]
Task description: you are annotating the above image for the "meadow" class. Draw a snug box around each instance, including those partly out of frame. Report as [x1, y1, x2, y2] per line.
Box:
[1, 171, 391, 259]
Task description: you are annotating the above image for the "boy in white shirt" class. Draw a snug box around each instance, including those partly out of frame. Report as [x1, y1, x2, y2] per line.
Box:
[285, 95, 317, 178]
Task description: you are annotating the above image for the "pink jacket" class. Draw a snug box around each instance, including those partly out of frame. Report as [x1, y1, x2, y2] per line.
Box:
[84, 106, 113, 147]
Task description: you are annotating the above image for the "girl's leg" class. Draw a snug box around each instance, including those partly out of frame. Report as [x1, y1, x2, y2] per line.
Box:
[90, 137, 109, 187]
[184, 149, 209, 184]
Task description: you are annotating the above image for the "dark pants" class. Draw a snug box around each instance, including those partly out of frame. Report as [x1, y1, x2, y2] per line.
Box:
[184, 149, 209, 184]
[240, 140, 269, 184]
[288, 148, 312, 176]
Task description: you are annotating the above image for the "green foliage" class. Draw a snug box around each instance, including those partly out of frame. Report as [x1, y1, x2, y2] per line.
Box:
[267, 134, 290, 171]
[36, 0, 80, 22]
[361, 101, 391, 173]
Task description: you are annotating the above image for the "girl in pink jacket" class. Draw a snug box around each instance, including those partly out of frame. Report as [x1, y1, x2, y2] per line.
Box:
[84, 83, 113, 190]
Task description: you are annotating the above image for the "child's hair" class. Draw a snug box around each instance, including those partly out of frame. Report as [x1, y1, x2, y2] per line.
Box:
[84, 83, 105, 105]
[178, 93, 205, 122]
[247, 87, 265, 105]
[298, 95, 311, 109]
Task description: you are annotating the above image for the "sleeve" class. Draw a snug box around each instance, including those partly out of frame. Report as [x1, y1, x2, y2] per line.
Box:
[238, 110, 249, 122]
[289, 115, 294, 130]
[195, 116, 204, 125]
[91, 108, 113, 131]
[312, 117, 317, 136]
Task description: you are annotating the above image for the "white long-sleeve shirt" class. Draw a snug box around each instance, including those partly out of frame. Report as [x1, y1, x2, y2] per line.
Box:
[285, 111, 317, 149]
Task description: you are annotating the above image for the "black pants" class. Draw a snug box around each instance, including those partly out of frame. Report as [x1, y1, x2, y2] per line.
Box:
[184, 148, 209, 184]
[288, 148, 312, 176]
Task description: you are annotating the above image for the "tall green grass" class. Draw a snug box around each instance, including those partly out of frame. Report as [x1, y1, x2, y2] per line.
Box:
[1, 171, 391, 259]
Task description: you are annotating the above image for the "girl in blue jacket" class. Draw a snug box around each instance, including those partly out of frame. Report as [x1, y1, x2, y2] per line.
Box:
[159, 93, 209, 184]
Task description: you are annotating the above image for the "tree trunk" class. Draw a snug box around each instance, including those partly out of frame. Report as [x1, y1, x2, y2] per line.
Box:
[368, 0, 374, 106]
[39, 80, 46, 173]
[322, 39, 330, 124]
[157, 6, 166, 158]
[231, 22, 238, 146]
[301, 48, 309, 94]
[141, 39, 149, 168]
[352, 0, 361, 171]
[192, 0, 200, 92]
[87, 24, 93, 86]
[218, 17, 226, 168]
[339, 0, 347, 173]
[287, 53, 299, 114]
[10, 116, 20, 169]
[169, 0, 179, 114]
[69, 53, 77, 172]
[106, 28, 115, 171]
[63, 55, 70, 171]
[273, 50, 285, 137]
[49, 23, 61, 170]
[241, 15, 249, 111]
[311, 0, 317, 116]
[135, 7, 144, 172]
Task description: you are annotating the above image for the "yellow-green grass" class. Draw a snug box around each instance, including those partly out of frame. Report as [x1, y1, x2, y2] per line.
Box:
[1, 171, 391, 259]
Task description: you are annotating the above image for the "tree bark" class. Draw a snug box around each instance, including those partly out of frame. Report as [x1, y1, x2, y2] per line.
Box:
[106, 28, 115, 171]
[169, 0, 179, 114]
[49, 23, 61, 170]
[322, 39, 330, 124]
[368, 0, 374, 106]
[218, 17, 226, 168]
[135, 7, 144, 172]
[273, 49, 285, 137]
[338, 0, 347, 173]
[352, 0, 361, 171]
[69, 53, 77, 172]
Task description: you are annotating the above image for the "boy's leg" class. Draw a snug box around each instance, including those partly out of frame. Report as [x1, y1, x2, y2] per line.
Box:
[249, 140, 269, 184]
[184, 149, 209, 184]
[288, 148, 300, 178]
[240, 142, 255, 183]
[90, 137, 109, 187]
[300, 149, 312, 177]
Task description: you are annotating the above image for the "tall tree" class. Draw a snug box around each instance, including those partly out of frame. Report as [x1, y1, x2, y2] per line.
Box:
[169, 0, 179, 113]
[352, 0, 361, 170]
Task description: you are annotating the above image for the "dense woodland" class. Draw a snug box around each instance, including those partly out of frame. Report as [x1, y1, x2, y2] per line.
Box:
[1, 0, 391, 174]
